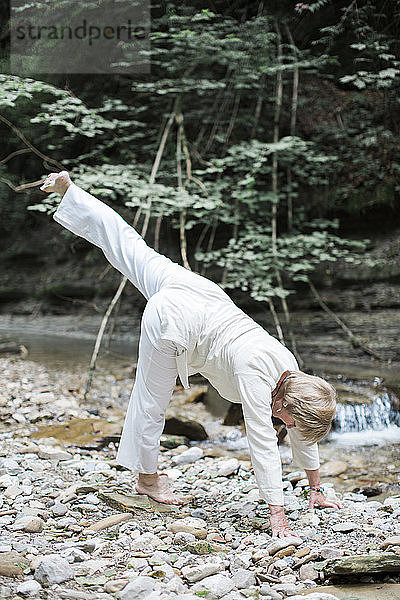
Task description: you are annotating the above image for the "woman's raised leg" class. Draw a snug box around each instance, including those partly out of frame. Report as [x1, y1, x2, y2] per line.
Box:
[46, 173, 176, 300]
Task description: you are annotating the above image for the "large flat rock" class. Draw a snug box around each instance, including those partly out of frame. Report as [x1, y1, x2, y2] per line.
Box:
[299, 584, 400, 600]
[323, 553, 400, 575]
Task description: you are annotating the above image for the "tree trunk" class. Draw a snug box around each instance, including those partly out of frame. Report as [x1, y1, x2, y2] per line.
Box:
[284, 23, 299, 233]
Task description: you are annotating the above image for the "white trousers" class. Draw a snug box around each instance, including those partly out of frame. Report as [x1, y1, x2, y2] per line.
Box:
[53, 184, 188, 474]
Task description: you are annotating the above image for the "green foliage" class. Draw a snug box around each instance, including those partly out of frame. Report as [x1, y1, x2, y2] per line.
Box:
[0, 75, 67, 108]
[198, 222, 369, 305]
[0, 0, 398, 323]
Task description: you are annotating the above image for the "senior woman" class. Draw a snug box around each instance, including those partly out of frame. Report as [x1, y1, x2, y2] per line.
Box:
[41, 171, 341, 537]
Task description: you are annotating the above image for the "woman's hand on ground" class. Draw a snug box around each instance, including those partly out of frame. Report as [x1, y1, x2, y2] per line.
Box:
[269, 505, 300, 538]
[308, 490, 342, 511]
[40, 171, 71, 196]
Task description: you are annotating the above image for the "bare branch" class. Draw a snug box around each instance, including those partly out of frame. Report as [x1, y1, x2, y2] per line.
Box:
[0, 177, 44, 192]
[0, 115, 65, 171]
[0, 148, 32, 164]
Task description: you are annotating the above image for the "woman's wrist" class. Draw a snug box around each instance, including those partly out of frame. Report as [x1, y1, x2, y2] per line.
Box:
[61, 182, 71, 197]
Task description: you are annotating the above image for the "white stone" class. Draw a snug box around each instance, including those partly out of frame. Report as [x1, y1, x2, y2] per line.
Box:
[230, 552, 252, 571]
[299, 563, 319, 581]
[118, 576, 156, 600]
[231, 568, 256, 589]
[171, 447, 203, 465]
[246, 488, 260, 501]
[79, 460, 112, 475]
[11, 516, 44, 533]
[0, 474, 15, 488]
[52, 503, 68, 517]
[174, 531, 196, 545]
[331, 521, 358, 533]
[299, 512, 320, 527]
[0, 458, 21, 475]
[127, 557, 148, 570]
[216, 459, 239, 477]
[84, 494, 100, 505]
[266, 535, 302, 555]
[34, 554, 74, 584]
[384, 497, 400, 509]
[165, 576, 187, 594]
[182, 561, 223, 582]
[168, 517, 207, 539]
[259, 585, 282, 599]
[15, 580, 42, 596]
[37, 446, 72, 461]
[191, 574, 236, 599]
[162, 468, 182, 481]
[4, 484, 23, 499]
[272, 583, 298, 595]
[131, 533, 164, 552]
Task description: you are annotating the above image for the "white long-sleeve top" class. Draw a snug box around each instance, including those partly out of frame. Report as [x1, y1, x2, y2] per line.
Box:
[155, 274, 320, 505]
[53, 183, 320, 505]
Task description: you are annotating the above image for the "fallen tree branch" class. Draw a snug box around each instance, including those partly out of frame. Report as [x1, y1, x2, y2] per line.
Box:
[307, 279, 385, 361]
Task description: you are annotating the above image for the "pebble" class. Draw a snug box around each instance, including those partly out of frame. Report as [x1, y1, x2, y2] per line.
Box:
[331, 521, 358, 533]
[37, 446, 72, 461]
[4, 484, 23, 499]
[0, 458, 21, 475]
[216, 458, 239, 477]
[34, 554, 74, 584]
[168, 517, 208, 539]
[299, 563, 319, 581]
[272, 582, 298, 595]
[259, 585, 283, 599]
[11, 516, 44, 533]
[231, 568, 256, 588]
[131, 533, 165, 551]
[172, 447, 204, 465]
[52, 502, 68, 517]
[191, 573, 236, 599]
[174, 531, 196, 545]
[267, 536, 302, 555]
[15, 580, 42, 596]
[104, 579, 129, 593]
[118, 576, 155, 600]
[182, 560, 223, 582]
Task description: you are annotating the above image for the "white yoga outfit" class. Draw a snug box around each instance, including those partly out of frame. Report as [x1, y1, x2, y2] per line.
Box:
[53, 183, 320, 505]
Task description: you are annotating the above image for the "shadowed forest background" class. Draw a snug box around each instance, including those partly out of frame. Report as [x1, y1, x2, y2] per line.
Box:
[0, 0, 399, 371]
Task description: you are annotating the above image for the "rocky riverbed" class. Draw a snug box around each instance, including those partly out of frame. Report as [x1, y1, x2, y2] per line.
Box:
[0, 356, 400, 600]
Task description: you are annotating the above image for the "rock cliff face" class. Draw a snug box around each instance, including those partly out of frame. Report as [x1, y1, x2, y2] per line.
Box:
[0, 218, 399, 370]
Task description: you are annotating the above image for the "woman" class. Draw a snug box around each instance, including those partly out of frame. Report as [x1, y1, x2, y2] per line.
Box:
[41, 171, 341, 537]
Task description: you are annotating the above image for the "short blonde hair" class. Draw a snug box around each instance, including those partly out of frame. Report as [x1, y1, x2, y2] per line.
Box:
[282, 371, 337, 445]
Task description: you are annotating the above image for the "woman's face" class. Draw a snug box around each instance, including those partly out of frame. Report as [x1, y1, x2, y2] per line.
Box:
[272, 397, 296, 429]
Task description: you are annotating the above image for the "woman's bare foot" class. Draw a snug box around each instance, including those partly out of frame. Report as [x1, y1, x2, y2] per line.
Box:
[136, 473, 184, 505]
[40, 171, 71, 196]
